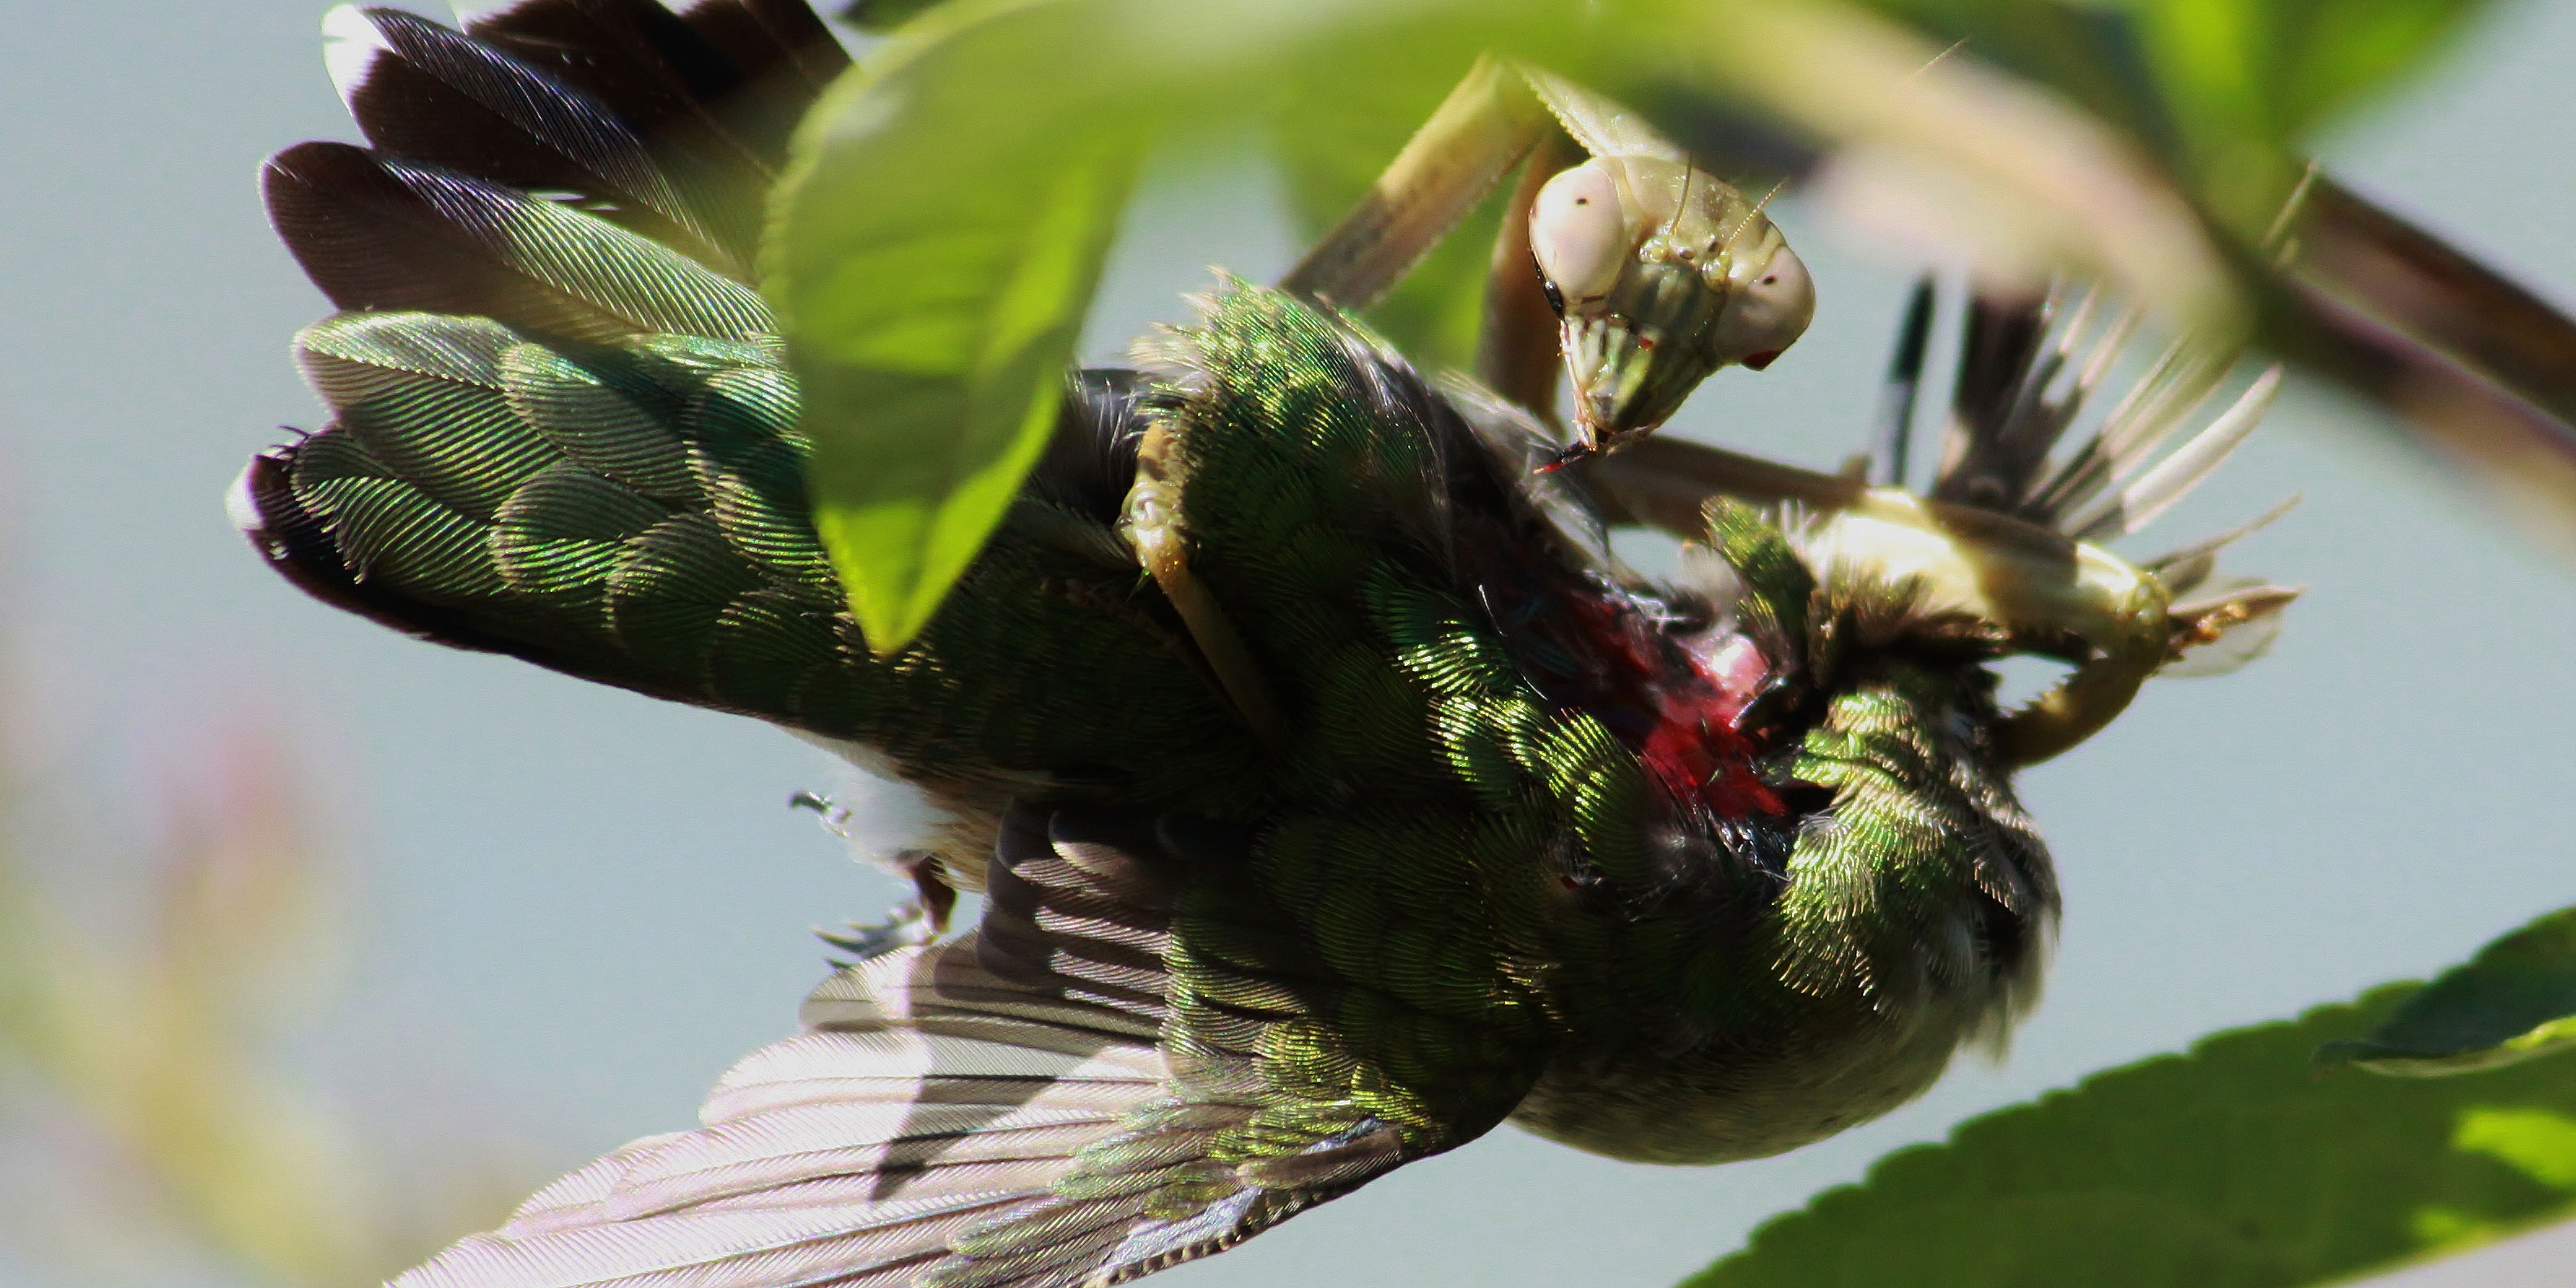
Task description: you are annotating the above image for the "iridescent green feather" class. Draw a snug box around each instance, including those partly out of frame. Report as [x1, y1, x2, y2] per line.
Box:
[280, 281, 1268, 819]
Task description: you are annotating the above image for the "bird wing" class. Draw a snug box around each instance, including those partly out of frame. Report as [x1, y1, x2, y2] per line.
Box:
[394, 802, 1534, 1288]
[247, 2, 1260, 807]
[318, 0, 844, 274]
[396, 942, 1173, 1288]
[236, 210, 1244, 803]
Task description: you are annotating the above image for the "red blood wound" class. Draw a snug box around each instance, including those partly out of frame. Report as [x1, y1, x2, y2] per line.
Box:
[1529, 585, 1786, 820]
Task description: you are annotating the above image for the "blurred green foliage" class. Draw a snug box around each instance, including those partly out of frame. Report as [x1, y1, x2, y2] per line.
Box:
[1260, 41, 1506, 373]
[1855, 0, 2504, 227]
[777, 0, 2501, 650]
[0, 724, 524, 1286]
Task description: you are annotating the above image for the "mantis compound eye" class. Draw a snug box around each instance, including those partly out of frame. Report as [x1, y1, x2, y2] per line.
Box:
[1708, 242, 1815, 371]
[1530, 160, 1630, 307]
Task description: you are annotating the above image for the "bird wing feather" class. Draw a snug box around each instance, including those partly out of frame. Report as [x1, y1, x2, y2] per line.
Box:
[396, 802, 1516, 1288]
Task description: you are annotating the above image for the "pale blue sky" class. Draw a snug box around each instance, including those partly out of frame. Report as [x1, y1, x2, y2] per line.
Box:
[1, 2, 2572, 1286]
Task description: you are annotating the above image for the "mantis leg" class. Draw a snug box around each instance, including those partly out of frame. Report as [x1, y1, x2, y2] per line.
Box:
[1277, 55, 1549, 311]
[1516, 64, 1690, 163]
[1579, 437, 1862, 535]
[1277, 58, 1702, 316]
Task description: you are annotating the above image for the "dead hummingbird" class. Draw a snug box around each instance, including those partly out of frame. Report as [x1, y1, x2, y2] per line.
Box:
[233, 4, 2291, 1286]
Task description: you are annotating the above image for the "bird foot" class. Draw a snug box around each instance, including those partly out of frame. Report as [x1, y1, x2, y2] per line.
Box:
[790, 789, 853, 834]
[817, 899, 942, 961]
[794, 792, 961, 960]
[816, 847, 956, 960]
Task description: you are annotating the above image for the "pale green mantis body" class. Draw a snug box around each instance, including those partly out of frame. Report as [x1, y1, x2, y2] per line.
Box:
[1261, 54, 2291, 768]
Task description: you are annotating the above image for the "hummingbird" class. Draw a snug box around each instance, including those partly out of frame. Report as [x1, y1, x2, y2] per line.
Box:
[235, 3, 2293, 1286]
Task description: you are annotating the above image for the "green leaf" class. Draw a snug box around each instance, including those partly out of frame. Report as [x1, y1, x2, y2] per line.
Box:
[2132, 0, 2501, 143]
[1837, 0, 2501, 227]
[1686, 977, 2576, 1288]
[1852, 0, 2180, 146]
[2321, 907, 2576, 1077]
[774, 0, 1571, 648]
[2126, 0, 2502, 224]
[772, 0, 1150, 651]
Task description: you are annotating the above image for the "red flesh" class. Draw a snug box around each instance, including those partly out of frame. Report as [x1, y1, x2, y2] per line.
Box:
[1519, 585, 1786, 820]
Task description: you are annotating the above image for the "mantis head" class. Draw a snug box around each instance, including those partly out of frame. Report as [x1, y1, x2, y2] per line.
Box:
[1530, 155, 1814, 456]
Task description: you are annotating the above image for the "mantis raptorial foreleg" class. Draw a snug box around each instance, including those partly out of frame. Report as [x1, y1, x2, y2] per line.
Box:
[1280, 56, 1817, 460]
[1279, 56, 1551, 311]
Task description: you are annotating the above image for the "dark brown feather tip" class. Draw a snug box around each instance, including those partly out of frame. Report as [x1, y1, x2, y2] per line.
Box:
[230, 445, 526, 657]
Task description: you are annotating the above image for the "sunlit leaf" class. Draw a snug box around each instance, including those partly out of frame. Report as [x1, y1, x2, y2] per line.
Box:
[772, 0, 1150, 651]
[1686, 980, 2576, 1288]
[777, 0, 1569, 647]
[2321, 907, 2576, 1077]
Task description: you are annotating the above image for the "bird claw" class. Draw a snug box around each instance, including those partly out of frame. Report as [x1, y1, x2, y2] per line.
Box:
[790, 789, 853, 835]
[818, 900, 941, 961]
[807, 832, 961, 964]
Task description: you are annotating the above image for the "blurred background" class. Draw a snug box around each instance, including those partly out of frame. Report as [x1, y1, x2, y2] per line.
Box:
[1, 2, 2572, 1286]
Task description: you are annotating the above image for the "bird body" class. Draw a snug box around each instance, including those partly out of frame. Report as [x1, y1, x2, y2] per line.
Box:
[236, 4, 2282, 1285]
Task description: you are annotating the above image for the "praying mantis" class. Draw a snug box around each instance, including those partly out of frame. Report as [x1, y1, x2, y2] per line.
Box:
[1278, 55, 1816, 466]
[1261, 54, 2289, 761]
